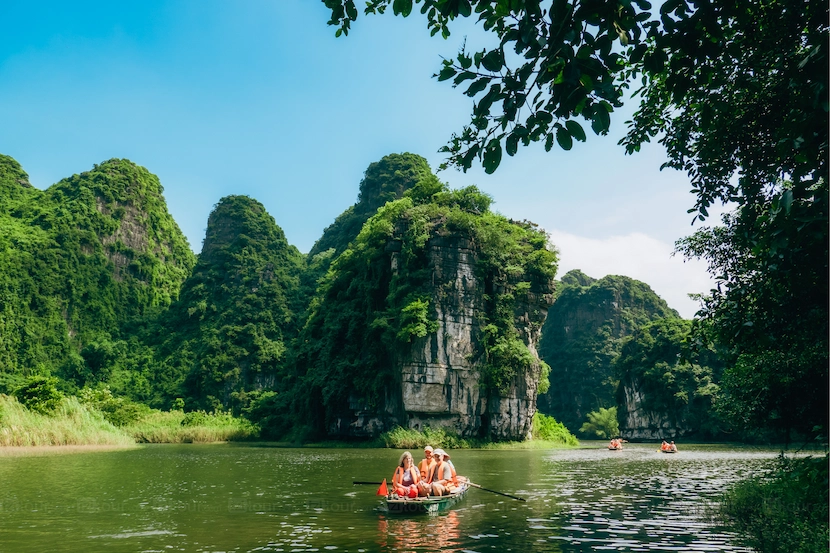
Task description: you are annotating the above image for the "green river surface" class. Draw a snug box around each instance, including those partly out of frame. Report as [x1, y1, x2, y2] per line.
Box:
[0, 441, 783, 552]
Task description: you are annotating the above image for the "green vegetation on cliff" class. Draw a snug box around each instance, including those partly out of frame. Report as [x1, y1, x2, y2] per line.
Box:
[615, 318, 723, 438]
[147, 195, 305, 411]
[0, 155, 195, 393]
[282, 168, 556, 439]
[537, 270, 678, 432]
[308, 153, 443, 259]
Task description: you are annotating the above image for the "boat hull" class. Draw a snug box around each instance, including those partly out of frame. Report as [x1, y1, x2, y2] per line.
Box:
[384, 484, 469, 515]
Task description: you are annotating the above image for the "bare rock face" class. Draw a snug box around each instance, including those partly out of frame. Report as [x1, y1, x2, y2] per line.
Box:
[618, 379, 693, 440]
[397, 236, 553, 441]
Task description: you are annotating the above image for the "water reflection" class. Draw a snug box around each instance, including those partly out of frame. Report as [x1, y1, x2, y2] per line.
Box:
[0, 443, 783, 552]
[378, 510, 462, 552]
[525, 443, 765, 552]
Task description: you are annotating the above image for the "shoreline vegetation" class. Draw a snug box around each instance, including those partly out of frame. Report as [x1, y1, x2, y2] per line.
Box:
[717, 453, 829, 553]
[0, 392, 579, 452]
[0, 394, 256, 448]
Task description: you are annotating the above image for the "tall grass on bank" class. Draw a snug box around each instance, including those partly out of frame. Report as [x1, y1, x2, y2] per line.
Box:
[379, 412, 579, 449]
[532, 412, 580, 446]
[718, 453, 829, 553]
[125, 409, 257, 443]
[0, 394, 134, 446]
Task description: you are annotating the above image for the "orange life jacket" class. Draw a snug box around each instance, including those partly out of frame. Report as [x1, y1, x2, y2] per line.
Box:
[418, 457, 435, 480]
[429, 460, 447, 484]
[393, 465, 417, 486]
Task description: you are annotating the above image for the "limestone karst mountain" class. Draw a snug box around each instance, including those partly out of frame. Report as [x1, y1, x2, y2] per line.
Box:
[149, 195, 305, 410]
[0, 155, 194, 389]
[536, 270, 678, 432]
[291, 164, 557, 441]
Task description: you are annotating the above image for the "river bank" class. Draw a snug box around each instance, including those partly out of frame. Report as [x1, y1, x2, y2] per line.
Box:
[0, 394, 255, 447]
[1, 393, 580, 451]
[0, 444, 140, 457]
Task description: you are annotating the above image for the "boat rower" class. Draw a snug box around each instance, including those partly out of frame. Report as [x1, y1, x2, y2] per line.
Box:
[418, 445, 436, 480]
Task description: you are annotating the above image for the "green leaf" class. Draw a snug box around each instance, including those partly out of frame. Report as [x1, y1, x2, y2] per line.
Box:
[437, 65, 457, 82]
[481, 49, 504, 72]
[482, 139, 503, 174]
[458, 0, 472, 17]
[781, 189, 793, 214]
[590, 106, 611, 135]
[556, 126, 573, 150]
[465, 77, 490, 96]
[345, 0, 358, 20]
[453, 71, 477, 86]
[458, 53, 473, 70]
[506, 133, 520, 156]
[565, 120, 586, 142]
[392, 0, 413, 17]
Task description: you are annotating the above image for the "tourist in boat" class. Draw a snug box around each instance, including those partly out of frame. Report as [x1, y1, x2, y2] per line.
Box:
[440, 450, 459, 490]
[661, 440, 669, 452]
[418, 445, 436, 480]
[426, 448, 455, 497]
[392, 451, 420, 498]
[609, 438, 622, 450]
[669, 441, 678, 452]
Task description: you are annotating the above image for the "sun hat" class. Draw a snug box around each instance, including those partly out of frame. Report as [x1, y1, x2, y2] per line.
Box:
[432, 448, 446, 458]
[424, 445, 433, 452]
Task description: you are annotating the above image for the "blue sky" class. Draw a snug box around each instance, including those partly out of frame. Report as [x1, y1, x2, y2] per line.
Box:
[0, 1, 717, 318]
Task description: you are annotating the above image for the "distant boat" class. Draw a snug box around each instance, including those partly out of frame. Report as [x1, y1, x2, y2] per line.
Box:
[384, 482, 469, 515]
[608, 445, 623, 450]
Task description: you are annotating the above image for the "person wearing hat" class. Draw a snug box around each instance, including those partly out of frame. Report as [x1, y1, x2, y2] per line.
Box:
[439, 450, 459, 492]
[418, 445, 436, 480]
[417, 446, 437, 497]
[426, 448, 454, 496]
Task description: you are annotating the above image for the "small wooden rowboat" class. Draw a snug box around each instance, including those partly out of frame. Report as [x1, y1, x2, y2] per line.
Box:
[384, 482, 469, 515]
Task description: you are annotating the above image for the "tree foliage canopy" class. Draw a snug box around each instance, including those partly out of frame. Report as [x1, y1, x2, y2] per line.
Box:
[324, 0, 827, 197]
[323, 0, 829, 440]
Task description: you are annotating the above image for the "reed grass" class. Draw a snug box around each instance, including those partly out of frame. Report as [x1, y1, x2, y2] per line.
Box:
[124, 409, 257, 443]
[0, 394, 135, 446]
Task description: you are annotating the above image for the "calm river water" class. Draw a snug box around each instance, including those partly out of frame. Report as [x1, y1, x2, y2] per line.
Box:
[0, 442, 780, 552]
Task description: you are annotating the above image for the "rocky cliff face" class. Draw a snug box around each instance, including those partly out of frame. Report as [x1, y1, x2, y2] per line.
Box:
[298, 179, 557, 442]
[537, 271, 679, 432]
[342, 234, 554, 441]
[618, 379, 693, 440]
[614, 318, 723, 441]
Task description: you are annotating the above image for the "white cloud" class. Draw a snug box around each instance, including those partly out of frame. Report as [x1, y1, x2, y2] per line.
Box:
[549, 230, 715, 319]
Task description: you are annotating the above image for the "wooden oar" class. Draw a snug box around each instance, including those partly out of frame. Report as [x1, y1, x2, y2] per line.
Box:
[464, 481, 526, 502]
